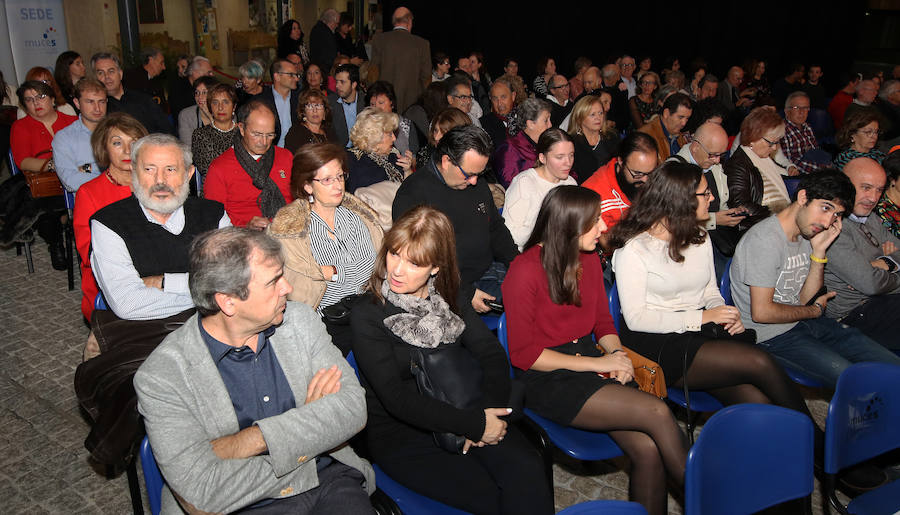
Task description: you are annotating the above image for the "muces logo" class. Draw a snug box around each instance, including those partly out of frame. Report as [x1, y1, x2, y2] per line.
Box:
[19, 7, 58, 48]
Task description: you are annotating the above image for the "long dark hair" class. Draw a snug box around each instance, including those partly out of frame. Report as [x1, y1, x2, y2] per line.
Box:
[608, 161, 707, 263]
[368, 206, 461, 313]
[277, 19, 303, 58]
[525, 186, 602, 306]
[54, 50, 81, 99]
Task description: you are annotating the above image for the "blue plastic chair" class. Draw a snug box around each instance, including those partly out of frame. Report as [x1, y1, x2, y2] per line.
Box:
[783, 176, 802, 200]
[686, 404, 814, 515]
[94, 292, 108, 311]
[496, 314, 623, 484]
[607, 282, 722, 440]
[345, 352, 472, 515]
[824, 363, 900, 515]
[7, 149, 35, 273]
[140, 436, 164, 515]
[480, 313, 500, 331]
[557, 500, 648, 514]
[718, 261, 824, 388]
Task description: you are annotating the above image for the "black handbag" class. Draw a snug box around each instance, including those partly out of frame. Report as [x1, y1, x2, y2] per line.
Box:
[321, 293, 366, 325]
[699, 322, 757, 344]
[409, 342, 485, 454]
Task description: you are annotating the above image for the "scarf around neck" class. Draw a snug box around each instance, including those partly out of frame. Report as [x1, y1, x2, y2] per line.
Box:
[232, 131, 285, 219]
[350, 147, 404, 183]
[381, 279, 465, 349]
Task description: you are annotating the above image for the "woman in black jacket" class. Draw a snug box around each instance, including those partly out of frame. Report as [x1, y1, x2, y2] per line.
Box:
[350, 206, 552, 515]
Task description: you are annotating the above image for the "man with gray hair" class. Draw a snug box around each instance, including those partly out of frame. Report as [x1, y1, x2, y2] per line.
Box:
[90, 133, 230, 321]
[123, 46, 168, 110]
[134, 227, 374, 514]
[843, 79, 880, 123]
[310, 8, 340, 73]
[169, 55, 215, 115]
[91, 51, 173, 134]
[781, 91, 831, 174]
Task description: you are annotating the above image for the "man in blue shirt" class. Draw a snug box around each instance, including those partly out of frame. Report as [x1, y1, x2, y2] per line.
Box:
[135, 227, 373, 514]
[52, 78, 107, 192]
[329, 64, 363, 147]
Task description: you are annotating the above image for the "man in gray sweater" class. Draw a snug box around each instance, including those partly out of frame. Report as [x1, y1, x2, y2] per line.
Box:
[824, 157, 900, 349]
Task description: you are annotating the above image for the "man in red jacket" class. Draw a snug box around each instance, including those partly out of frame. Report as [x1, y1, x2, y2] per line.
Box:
[205, 100, 294, 229]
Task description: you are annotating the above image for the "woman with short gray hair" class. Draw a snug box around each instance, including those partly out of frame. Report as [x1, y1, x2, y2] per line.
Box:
[492, 98, 552, 187]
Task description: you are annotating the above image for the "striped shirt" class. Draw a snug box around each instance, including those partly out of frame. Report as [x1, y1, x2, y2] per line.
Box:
[308, 206, 377, 313]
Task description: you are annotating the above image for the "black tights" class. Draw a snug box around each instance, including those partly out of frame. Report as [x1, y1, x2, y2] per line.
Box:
[675, 340, 815, 425]
[571, 383, 689, 515]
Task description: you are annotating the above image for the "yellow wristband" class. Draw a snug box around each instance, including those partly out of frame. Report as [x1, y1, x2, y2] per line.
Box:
[810, 254, 828, 264]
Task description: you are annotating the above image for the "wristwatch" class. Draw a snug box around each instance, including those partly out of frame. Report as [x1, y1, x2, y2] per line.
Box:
[879, 257, 898, 273]
[813, 302, 824, 316]
[329, 265, 338, 282]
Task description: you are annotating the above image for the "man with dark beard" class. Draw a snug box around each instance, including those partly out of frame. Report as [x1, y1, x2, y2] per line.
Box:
[77, 133, 230, 473]
[582, 131, 659, 251]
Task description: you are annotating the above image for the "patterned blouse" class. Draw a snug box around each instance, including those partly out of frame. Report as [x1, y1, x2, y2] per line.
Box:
[833, 148, 886, 170]
[875, 195, 900, 240]
[631, 96, 656, 125]
[191, 124, 237, 182]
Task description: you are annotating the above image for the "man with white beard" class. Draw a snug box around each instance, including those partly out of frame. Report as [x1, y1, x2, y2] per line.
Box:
[90, 133, 231, 320]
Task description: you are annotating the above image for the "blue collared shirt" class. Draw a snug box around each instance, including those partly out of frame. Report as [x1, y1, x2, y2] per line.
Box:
[52, 117, 101, 192]
[660, 120, 681, 157]
[338, 94, 359, 147]
[198, 319, 296, 431]
[273, 90, 293, 147]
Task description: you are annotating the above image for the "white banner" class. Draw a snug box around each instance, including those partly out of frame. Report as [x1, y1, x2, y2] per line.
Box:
[4, 0, 69, 83]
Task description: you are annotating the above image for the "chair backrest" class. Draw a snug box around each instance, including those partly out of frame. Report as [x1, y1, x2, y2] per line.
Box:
[140, 436, 164, 515]
[825, 362, 900, 474]
[557, 500, 648, 515]
[8, 149, 20, 175]
[496, 313, 515, 379]
[719, 259, 733, 306]
[686, 404, 814, 515]
[607, 282, 621, 332]
[782, 176, 802, 200]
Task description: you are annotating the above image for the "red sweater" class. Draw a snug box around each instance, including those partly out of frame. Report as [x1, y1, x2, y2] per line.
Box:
[501, 245, 617, 370]
[204, 147, 294, 227]
[10, 112, 77, 167]
[73, 173, 132, 319]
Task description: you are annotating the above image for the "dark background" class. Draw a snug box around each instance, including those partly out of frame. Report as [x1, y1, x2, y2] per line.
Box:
[378, 0, 900, 94]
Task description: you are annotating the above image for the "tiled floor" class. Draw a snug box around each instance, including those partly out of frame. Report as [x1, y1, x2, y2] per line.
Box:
[0, 242, 841, 514]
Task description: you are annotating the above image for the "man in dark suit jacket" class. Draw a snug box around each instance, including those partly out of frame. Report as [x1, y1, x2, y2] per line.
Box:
[252, 59, 300, 147]
[368, 7, 431, 113]
[309, 8, 339, 73]
[328, 64, 364, 148]
[91, 52, 174, 135]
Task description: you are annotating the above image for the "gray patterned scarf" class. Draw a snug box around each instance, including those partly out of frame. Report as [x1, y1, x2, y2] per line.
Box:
[381, 280, 465, 349]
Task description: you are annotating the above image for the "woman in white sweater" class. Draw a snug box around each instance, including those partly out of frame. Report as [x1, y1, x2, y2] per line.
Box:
[503, 128, 577, 250]
[608, 161, 816, 416]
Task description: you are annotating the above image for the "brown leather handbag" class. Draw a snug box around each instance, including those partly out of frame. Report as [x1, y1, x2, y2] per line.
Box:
[22, 149, 63, 198]
[600, 344, 667, 398]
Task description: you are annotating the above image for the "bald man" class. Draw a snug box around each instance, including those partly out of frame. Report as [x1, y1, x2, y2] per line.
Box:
[672, 122, 747, 276]
[823, 157, 900, 349]
[368, 7, 431, 112]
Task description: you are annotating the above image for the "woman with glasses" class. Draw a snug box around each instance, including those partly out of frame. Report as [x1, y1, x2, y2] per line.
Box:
[724, 107, 791, 226]
[346, 107, 413, 193]
[833, 110, 886, 170]
[569, 96, 620, 183]
[493, 98, 552, 187]
[177, 76, 218, 145]
[19, 67, 77, 118]
[431, 51, 451, 83]
[269, 143, 382, 354]
[284, 88, 337, 153]
[629, 71, 660, 129]
[191, 83, 239, 184]
[9, 80, 77, 269]
[609, 161, 820, 445]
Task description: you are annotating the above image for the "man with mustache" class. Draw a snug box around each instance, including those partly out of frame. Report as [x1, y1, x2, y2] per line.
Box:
[90, 133, 231, 321]
[729, 169, 900, 389]
[77, 134, 230, 471]
[822, 157, 900, 350]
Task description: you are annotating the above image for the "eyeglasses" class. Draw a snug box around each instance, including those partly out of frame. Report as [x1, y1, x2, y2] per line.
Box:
[858, 224, 880, 247]
[621, 161, 651, 180]
[786, 105, 810, 112]
[304, 103, 325, 111]
[858, 128, 881, 137]
[277, 72, 301, 79]
[550, 83, 570, 90]
[452, 159, 482, 180]
[23, 94, 49, 104]
[696, 189, 713, 199]
[194, 90, 208, 96]
[312, 174, 348, 186]
[451, 94, 474, 101]
[694, 139, 729, 159]
[640, 80, 657, 86]
[761, 136, 782, 147]
[621, 63, 635, 68]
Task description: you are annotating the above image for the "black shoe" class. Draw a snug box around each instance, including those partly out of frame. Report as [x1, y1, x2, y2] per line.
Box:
[49, 242, 67, 270]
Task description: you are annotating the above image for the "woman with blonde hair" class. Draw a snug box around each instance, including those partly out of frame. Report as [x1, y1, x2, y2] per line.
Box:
[351, 205, 553, 515]
[568, 95, 619, 183]
[346, 106, 413, 193]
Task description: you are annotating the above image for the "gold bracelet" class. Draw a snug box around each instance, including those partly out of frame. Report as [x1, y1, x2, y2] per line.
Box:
[810, 254, 828, 264]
